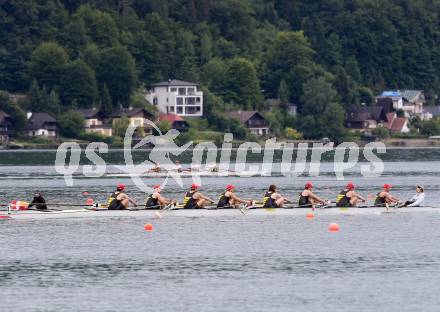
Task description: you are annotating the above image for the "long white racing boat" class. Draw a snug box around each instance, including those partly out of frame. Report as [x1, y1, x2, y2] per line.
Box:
[106, 170, 265, 178]
[1, 206, 439, 220]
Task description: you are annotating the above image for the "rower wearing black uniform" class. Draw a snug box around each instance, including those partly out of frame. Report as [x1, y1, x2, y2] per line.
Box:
[145, 185, 175, 208]
[217, 185, 251, 208]
[374, 184, 400, 207]
[262, 185, 289, 208]
[298, 182, 327, 208]
[107, 184, 137, 210]
[28, 192, 47, 210]
[336, 182, 366, 207]
[182, 184, 214, 209]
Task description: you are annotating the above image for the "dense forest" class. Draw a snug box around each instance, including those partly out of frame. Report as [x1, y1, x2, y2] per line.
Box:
[2, 0, 440, 140]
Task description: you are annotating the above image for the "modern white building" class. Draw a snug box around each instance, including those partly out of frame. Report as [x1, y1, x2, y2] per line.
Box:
[146, 80, 203, 117]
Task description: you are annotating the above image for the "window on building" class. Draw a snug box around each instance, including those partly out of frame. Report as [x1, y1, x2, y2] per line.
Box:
[178, 88, 186, 96]
[169, 106, 175, 112]
[153, 97, 158, 105]
[196, 97, 201, 103]
[188, 88, 195, 95]
[170, 88, 177, 92]
[186, 97, 195, 105]
[177, 97, 183, 105]
[177, 106, 183, 114]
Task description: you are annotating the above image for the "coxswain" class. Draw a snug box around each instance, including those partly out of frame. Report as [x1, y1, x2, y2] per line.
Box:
[374, 184, 400, 207]
[298, 182, 327, 208]
[262, 185, 289, 208]
[400, 185, 425, 207]
[182, 184, 215, 209]
[107, 184, 137, 210]
[335, 182, 366, 207]
[28, 192, 47, 210]
[217, 185, 251, 208]
[145, 185, 176, 208]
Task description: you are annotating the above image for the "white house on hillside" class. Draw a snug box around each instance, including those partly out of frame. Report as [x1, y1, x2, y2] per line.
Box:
[146, 79, 203, 117]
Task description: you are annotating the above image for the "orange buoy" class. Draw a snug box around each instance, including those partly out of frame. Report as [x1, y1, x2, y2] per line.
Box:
[86, 198, 94, 206]
[144, 223, 153, 231]
[306, 212, 315, 219]
[328, 223, 340, 232]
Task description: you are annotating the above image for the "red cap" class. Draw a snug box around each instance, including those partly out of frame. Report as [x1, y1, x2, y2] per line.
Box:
[191, 184, 200, 190]
[346, 182, 355, 190]
[226, 184, 235, 191]
[383, 184, 392, 190]
[305, 182, 313, 189]
[117, 184, 125, 190]
[153, 185, 161, 190]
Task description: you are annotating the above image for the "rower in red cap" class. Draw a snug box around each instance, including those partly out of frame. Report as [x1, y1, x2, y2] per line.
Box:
[182, 184, 215, 209]
[298, 182, 328, 208]
[374, 184, 400, 207]
[217, 185, 251, 208]
[145, 185, 176, 209]
[336, 182, 366, 207]
[107, 183, 137, 210]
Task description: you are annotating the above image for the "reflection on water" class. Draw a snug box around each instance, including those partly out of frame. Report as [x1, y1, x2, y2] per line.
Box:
[1, 147, 440, 166]
[1, 149, 440, 311]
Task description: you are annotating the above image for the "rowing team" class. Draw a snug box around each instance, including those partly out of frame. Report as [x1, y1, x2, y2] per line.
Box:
[103, 182, 426, 210]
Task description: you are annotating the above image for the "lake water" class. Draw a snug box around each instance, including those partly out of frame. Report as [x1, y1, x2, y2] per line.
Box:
[1, 149, 440, 311]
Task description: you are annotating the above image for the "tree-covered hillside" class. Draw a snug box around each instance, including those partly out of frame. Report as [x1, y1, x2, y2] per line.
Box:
[2, 0, 440, 140]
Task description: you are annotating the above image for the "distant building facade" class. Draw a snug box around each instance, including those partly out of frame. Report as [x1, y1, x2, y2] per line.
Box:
[111, 107, 155, 135]
[146, 79, 203, 117]
[26, 112, 59, 137]
[78, 108, 112, 137]
[0, 111, 14, 144]
[159, 113, 190, 132]
[226, 111, 269, 136]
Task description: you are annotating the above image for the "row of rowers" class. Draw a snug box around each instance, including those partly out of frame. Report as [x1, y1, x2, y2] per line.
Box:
[107, 182, 426, 210]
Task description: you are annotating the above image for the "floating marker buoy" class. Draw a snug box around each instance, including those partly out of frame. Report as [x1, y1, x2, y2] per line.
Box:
[83, 191, 89, 196]
[0, 215, 10, 219]
[86, 198, 94, 206]
[329, 223, 340, 232]
[306, 212, 315, 219]
[144, 223, 153, 231]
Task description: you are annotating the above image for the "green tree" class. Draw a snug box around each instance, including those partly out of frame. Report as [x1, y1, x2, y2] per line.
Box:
[28, 42, 69, 91]
[200, 58, 227, 95]
[59, 111, 85, 138]
[113, 115, 130, 138]
[0, 91, 26, 131]
[60, 60, 97, 108]
[263, 31, 316, 102]
[224, 57, 263, 109]
[278, 79, 290, 108]
[96, 46, 137, 107]
[99, 83, 113, 117]
[420, 119, 440, 136]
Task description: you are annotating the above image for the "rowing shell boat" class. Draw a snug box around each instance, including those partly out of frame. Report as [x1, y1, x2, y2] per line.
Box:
[1, 206, 438, 220]
[106, 170, 265, 178]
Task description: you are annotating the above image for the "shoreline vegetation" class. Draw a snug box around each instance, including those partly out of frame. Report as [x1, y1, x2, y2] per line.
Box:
[1, 1, 440, 145]
[2, 138, 440, 150]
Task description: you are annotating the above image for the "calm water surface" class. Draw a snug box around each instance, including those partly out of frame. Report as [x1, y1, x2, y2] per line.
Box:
[1, 149, 440, 312]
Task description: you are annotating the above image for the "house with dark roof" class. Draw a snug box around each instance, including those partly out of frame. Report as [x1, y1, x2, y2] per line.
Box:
[225, 111, 269, 136]
[78, 108, 112, 137]
[146, 79, 203, 117]
[159, 113, 190, 132]
[26, 112, 59, 137]
[424, 106, 440, 118]
[0, 111, 14, 144]
[345, 106, 388, 130]
[111, 107, 155, 136]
